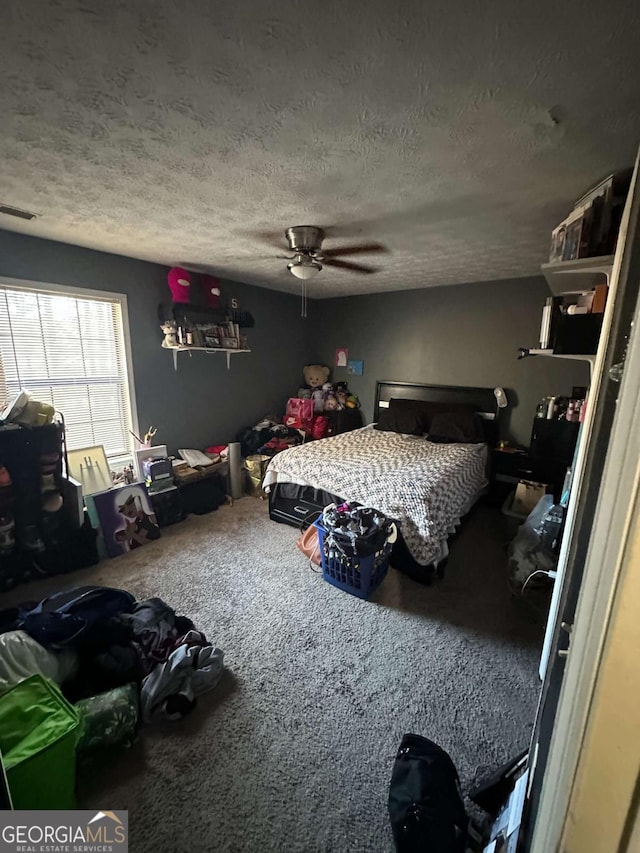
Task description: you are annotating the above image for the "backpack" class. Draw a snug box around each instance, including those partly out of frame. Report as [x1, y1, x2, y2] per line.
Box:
[388, 734, 468, 853]
[20, 585, 136, 649]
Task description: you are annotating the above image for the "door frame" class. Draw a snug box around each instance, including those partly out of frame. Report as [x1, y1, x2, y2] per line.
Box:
[529, 156, 640, 851]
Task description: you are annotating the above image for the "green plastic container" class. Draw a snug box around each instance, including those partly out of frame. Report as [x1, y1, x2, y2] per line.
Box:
[0, 674, 81, 808]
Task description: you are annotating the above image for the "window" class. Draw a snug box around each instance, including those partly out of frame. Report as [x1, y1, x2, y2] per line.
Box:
[0, 281, 135, 457]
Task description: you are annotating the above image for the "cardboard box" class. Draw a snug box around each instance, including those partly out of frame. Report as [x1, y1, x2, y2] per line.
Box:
[591, 284, 608, 314]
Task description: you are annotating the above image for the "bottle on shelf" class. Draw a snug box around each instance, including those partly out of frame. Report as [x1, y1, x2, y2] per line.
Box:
[535, 398, 548, 419]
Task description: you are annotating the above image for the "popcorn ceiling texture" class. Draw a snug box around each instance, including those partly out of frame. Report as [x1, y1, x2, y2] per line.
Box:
[0, 0, 639, 298]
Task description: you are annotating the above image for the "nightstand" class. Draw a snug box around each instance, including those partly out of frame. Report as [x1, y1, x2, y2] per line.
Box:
[491, 447, 570, 504]
[492, 449, 536, 481]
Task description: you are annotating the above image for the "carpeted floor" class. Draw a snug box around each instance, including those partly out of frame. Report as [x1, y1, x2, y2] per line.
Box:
[5, 498, 543, 852]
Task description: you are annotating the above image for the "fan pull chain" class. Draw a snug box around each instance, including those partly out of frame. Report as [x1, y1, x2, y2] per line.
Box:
[301, 281, 307, 318]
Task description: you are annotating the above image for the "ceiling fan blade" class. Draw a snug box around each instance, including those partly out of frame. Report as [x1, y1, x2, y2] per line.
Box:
[324, 258, 379, 274]
[322, 243, 387, 258]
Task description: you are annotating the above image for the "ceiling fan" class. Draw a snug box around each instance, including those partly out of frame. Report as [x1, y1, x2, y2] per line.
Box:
[266, 225, 386, 280]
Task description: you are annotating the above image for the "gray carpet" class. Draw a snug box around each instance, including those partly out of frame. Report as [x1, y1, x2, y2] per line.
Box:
[5, 498, 543, 852]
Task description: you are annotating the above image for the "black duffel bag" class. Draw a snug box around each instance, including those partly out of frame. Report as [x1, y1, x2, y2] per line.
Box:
[388, 734, 468, 853]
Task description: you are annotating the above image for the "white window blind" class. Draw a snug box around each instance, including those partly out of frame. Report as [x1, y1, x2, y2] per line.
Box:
[0, 285, 134, 456]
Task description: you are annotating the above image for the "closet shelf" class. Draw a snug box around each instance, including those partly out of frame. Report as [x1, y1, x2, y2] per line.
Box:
[541, 255, 614, 295]
[517, 348, 596, 377]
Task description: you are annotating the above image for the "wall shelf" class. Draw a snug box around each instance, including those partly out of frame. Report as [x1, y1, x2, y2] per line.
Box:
[528, 255, 614, 379]
[541, 255, 614, 295]
[165, 346, 251, 371]
[518, 347, 596, 372]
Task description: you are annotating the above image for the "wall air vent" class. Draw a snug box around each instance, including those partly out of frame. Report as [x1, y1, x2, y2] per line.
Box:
[0, 204, 37, 221]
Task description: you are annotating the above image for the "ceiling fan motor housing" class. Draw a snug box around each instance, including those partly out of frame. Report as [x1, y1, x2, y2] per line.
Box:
[285, 226, 325, 254]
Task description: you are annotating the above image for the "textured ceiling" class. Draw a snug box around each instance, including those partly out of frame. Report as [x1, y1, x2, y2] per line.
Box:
[1, 1, 640, 298]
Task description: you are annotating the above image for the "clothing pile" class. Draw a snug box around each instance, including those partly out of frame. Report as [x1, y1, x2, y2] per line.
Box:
[237, 416, 304, 458]
[0, 586, 224, 729]
[320, 502, 398, 558]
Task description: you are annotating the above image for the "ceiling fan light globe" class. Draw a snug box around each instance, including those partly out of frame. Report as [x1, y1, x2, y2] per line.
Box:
[288, 260, 322, 279]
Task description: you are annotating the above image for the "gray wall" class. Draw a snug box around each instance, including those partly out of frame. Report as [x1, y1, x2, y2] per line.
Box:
[0, 227, 591, 450]
[311, 277, 590, 446]
[0, 229, 312, 453]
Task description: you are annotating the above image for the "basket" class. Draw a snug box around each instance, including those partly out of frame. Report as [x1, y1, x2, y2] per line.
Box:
[0, 674, 81, 808]
[314, 520, 391, 599]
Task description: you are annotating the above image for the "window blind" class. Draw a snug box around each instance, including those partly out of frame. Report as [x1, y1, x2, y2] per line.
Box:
[0, 285, 134, 457]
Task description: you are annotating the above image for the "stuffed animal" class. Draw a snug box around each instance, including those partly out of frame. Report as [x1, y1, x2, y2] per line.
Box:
[161, 320, 178, 348]
[334, 381, 350, 408]
[303, 364, 330, 389]
[301, 365, 330, 413]
[324, 394, 340, 411]
[332, 380, 360, 409]
[323, 382, 341, 411]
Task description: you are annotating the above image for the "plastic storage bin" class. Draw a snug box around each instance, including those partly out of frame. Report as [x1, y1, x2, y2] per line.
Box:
[0, 674, 81, 808]
[315, 520, 391, 599]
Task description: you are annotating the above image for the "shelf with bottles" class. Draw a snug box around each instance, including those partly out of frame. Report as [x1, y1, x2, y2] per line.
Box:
[534, 394, 586, 423]
[519, 257, 612, 375]
[159, 299, 253, 371]
[158, 301, 255, 329]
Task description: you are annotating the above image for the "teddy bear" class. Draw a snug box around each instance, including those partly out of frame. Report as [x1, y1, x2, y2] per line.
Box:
[299, 364, 330, 413]
[303, 364, 330, 389]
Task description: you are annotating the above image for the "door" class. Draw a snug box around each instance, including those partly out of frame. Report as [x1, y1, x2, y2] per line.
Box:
[520, 149, 640, 852]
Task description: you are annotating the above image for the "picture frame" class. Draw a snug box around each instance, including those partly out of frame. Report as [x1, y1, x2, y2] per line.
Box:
[133, 444, 168, 483]
[86, 482, 160, 558]
[66, 445, 112, 496]
[335, 347, 348, 367]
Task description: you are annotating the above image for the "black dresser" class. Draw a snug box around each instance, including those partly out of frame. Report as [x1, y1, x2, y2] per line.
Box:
[492, 418, 580, 502]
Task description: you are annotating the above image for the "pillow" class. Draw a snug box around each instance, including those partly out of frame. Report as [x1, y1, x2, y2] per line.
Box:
[374, 406, 425, 436]
[428, 411, 485, 444]
[375, 398, 435, 435]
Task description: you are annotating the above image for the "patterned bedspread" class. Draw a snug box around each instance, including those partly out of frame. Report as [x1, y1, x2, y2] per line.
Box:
[263, 426, 488, 565]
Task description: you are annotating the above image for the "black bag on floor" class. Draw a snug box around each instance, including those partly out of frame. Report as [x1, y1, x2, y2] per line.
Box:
[180, 478, 227, 515]
[388, 734, 468, 853]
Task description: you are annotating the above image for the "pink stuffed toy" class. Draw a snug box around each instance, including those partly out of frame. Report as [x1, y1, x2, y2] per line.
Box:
[202, 275, 221, 308]
[167, 267, 191, 303]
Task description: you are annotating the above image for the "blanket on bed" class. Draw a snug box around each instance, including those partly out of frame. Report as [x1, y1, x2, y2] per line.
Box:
[263, 427, 488, 565]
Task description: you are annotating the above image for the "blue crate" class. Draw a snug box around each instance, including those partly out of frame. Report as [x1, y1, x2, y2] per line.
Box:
[314, 520, 391, 599]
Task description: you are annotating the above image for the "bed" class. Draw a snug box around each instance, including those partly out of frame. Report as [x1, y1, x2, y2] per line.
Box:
[265, 381, 500, 583]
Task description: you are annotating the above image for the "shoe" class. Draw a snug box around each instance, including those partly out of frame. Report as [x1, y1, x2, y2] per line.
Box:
[20, 524, 45, 554]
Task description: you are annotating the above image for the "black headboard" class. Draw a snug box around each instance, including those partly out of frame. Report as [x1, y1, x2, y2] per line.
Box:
[374, 380, 501, 444]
